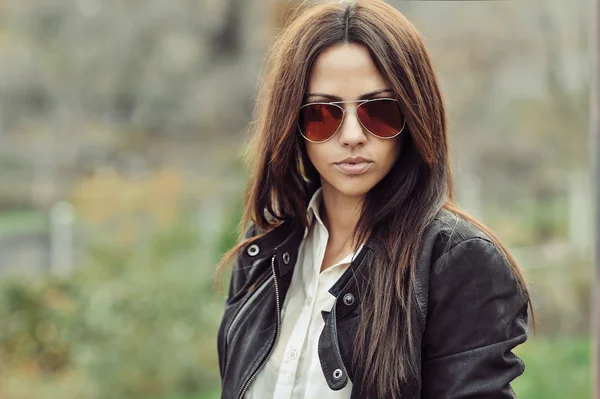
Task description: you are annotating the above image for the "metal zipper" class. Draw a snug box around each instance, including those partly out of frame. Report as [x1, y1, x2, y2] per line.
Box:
[236, 254, 281, 399]
[377, 383, 381, 398]
[226, 273, 274, 347]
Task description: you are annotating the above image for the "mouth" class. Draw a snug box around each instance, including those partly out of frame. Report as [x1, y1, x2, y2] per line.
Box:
[334, 160, 373, 175]
[335, 156, 373, 165]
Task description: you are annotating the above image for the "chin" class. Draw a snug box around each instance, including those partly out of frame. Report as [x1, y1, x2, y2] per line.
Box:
[326, 178, 375, 198]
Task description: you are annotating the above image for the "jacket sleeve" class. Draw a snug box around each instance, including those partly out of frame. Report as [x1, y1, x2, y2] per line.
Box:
[421, 237, 529, 399]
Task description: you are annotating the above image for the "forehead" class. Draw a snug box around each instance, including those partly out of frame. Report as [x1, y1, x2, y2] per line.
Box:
[307, 42, 388, 97]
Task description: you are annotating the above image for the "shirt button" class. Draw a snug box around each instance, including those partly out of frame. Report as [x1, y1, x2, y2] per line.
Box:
[288, 350, 298, 360]
[306, 296, 313, 305]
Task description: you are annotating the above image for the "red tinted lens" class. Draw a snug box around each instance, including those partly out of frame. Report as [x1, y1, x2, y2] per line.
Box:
[357, 99, 404, 138]
[298, 103, 343, 142]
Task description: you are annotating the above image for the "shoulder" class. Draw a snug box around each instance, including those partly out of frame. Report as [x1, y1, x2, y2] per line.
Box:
[414, 208, 527, 323]
[422, 208, 516, 276]
[423, 208, 495, 264]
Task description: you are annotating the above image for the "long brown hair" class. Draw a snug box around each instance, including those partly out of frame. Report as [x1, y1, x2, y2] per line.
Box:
[217, 1, 534, 397]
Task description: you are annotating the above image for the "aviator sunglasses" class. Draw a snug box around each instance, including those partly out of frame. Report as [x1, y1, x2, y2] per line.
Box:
[297, 97, 406, 143]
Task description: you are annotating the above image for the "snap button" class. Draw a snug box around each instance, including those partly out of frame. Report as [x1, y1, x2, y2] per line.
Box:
[343, 293, 355, 306]
[333, 368, 343, 380]
[247, 244, 260, 256]
[282, 252, 290, 264]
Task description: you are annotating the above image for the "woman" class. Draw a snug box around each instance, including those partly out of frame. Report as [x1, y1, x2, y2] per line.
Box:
[216, 1, 533, 398]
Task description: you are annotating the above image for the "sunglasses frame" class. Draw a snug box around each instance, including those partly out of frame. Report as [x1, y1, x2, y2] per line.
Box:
[297, 97, 406, 144]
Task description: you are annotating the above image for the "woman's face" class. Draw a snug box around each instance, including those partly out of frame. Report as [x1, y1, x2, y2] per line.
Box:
[304, 42, 402, 200]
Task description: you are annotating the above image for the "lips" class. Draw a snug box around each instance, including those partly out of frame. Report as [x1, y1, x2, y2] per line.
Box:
[334, 162, 373, 174]
[336, 156, 372, 164]
[334, 156, 373, 175]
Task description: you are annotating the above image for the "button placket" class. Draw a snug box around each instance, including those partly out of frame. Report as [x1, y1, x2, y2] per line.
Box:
[306, 295, 314, 307]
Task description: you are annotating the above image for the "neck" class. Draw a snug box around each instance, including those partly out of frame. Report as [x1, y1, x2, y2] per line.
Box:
[319, 183, 364, 249]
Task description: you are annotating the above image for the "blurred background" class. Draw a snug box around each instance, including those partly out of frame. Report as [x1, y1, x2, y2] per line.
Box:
[0, 0, 594, 398]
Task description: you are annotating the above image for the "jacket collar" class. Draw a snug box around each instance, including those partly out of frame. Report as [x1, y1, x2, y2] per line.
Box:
[243, 188, 323, 277]
[241, 217, 305, 277]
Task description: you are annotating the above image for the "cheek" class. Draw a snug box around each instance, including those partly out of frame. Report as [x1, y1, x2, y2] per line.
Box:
[377, 139, 402, 169]
[305, 142, 327, 170]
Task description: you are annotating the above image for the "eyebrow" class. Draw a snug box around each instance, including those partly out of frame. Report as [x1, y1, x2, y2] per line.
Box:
[305, 89, 393, 102]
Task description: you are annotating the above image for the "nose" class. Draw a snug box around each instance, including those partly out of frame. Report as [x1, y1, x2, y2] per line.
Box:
[337, 107, 368, 147]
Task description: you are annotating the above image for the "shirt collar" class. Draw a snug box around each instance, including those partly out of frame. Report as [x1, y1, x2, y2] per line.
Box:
[306, 187, 325, 230]
[305, 187, 365, 264]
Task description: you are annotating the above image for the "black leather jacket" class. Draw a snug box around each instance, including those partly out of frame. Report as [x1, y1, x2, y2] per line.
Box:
[217, 209, 529, 399]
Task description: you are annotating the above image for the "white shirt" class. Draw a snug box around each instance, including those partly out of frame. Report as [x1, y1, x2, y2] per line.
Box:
[245, 187, 363, 399]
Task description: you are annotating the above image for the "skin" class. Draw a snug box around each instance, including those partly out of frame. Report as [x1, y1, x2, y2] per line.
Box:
[304, 42, 402, 271]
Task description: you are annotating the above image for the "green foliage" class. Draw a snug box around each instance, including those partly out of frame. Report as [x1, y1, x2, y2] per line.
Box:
[159, 389, 220, 399]
[524, 254, 592, 337]
[512, 337, 591, 399]
[485, 196, 569, 248]
[0, 210, 46, 235]
[213, 197, 244, 265]
[0, 217, 221, 399]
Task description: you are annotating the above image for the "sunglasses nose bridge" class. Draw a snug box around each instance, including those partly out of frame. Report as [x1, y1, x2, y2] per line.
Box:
[344, 105, 368, 130]
[336, 106, 369, 144]
[335, 105, 359, 130]
[343, 106, 357, 117]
